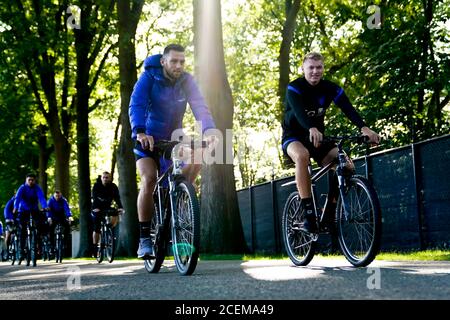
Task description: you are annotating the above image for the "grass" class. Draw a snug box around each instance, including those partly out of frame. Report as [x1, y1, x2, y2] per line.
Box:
[63, 250, 450, 262]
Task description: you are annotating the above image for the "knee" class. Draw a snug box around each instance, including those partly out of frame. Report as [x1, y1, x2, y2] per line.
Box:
[292, 150, 310, 166]
[140, 174, 157, 191]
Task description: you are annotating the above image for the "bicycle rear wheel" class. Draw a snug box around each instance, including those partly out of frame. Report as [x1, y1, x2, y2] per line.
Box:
[171, 181, 200, 276]
[144, 195, 167, 273]
[105, 227, 115, 263]
[336, 175, 382, 267]
[282, 192, 316, 266]
[9, 235, 17, 265]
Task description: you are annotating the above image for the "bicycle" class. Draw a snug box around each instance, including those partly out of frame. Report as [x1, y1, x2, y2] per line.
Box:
[41, 231, 52, 261]
[19, 212, 39, 267]
[96, 208, 121, 263]
[6, 223, 19, 265]
[54, 220, 70, 263]
[144, 139, 206, 276]
[281, 135, 382, 267]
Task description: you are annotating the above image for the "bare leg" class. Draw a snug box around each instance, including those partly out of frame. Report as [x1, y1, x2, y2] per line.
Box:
[286, 141, 311, 198]
[136, 157, 158, 222]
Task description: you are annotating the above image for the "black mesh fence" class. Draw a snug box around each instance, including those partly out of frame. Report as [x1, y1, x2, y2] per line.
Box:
[237, 134, 450, 253]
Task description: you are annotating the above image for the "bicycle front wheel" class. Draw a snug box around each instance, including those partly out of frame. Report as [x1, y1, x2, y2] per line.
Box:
[105, 227, 115, 263]
[282, 192, 316, 266]
[56, 232, 64, 263]
[336, 175, 382, 267]
[171, 181, 200, 276]
[96, 230, 105, 263]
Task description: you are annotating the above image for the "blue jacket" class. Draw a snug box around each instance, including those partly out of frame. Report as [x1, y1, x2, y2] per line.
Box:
[129, 54, 216, 140]
[47, 196, 72, 220]
[3, 196, 15, 220]
[14, 184, 47, 212]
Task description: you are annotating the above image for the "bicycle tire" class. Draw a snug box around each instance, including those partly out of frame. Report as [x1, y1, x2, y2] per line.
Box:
[144, 197, 167, 273]
[9, 235, 17, 265]
[171, 181, 200, 276]
[96, 227, 105, 263]
[282, 192, 316, 266]
[57, 232, 64, 263]
[336, 175, 382, 267]
[106, 227, 115, 263]
[31, 230, 37, 267]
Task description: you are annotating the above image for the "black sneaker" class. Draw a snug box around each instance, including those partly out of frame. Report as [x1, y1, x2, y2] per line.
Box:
[301, 208, 318, 234]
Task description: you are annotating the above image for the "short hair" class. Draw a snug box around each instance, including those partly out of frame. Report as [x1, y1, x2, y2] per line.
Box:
[302, 52, 324, 64]
[163, 44, 185, 56]
[54, 190, 61, 194]
[102, 171, 111, 176]
[26, 173, 37, 179]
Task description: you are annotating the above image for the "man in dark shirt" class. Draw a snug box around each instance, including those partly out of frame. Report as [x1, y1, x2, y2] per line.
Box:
[281, 52, 380, 233]
[91, 171, 123, 256]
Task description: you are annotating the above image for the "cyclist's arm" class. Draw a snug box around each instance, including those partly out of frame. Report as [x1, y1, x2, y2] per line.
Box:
[129, 71, 154, 136]
[13, 186, 24, 213]
[333, 87, 366, 129]
[63, 199, 72, 217]
[286, 85, 314, 131]
[184, 74, 216, 132]
[4, 198, 14, 220]
[37, 186, 48, 210]
[113, 184, 123, 209]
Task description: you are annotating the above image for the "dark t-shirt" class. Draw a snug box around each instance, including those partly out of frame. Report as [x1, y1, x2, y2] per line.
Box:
[282, 77, 366, 142]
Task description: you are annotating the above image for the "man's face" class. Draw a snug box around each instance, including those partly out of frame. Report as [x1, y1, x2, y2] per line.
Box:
[101, 173, 111, 185]
[26, 177, 36, 187]
[302, 58, 324, 86]
[161, 50, 185, 81]
[54, 192, 62, 201]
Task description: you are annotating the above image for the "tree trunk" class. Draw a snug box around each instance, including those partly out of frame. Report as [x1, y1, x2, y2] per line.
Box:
[194, 0, 246, 254]
[74, 5, 94, 257]
[277, 0, 301, 119]
[116, 0, 144, 256]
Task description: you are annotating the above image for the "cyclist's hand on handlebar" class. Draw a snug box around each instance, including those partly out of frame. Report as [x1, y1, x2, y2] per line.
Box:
[137, 133, 154, 151]
[47, 218, 53, 226]
[309, 127, 323, 148]
[93, 208, 100, 213]
[361, 127, 381, 145]
[118, 208, 125, 215]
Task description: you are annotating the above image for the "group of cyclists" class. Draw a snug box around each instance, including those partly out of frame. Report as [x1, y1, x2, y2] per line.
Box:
[1, 173, 73, 265]
[2, 44, 381, 265]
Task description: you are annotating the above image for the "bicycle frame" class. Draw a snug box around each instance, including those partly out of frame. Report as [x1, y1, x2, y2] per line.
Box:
[281, 138, 357, 225]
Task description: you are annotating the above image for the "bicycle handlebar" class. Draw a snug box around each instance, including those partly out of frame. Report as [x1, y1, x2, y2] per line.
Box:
[154, 140, 209, 160]
[323, 135, 370, 144]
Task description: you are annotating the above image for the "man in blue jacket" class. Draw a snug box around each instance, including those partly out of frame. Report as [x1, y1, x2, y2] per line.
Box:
[47, 190, 73, 254]
[129, 44, 216, 258]
[13, 173, 49, 258]
[3, 193, 15, 253]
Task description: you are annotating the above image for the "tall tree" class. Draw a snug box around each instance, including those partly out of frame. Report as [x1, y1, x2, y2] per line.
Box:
[277, 0, 301, 119]
[75, 0, 117, 257]
[193, 0, 246, 253]
[116, 0, 145, 256]
[1, 0, 75, 198]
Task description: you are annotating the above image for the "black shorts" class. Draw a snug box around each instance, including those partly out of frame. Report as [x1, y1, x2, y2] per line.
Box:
[133, 140, 160, 163]
[282, 135, 336, 166]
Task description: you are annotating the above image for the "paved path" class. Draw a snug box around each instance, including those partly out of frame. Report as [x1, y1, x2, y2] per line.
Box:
[1, 257, 449, 300]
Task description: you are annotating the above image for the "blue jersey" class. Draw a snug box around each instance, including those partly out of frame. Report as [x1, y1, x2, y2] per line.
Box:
[14, 184, 47, 212]
[47, 196, 72, 221]
[129, 54, 216, 141]
[4, 196, 15, 220]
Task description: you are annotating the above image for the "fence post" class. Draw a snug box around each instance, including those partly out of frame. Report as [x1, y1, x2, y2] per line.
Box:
[249, 185, 255, 253]
[411, 143, 426, 250]
[271, 179, 281, 254]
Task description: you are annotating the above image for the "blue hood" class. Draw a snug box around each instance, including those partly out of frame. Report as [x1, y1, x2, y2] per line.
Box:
[144, 54, 163, 70]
